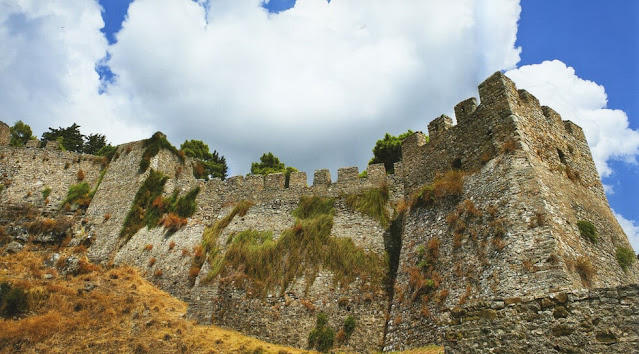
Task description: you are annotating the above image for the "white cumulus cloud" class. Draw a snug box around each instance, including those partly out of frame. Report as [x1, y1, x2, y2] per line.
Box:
[1, 0, 523, 176]
[0, 0, 151, 144]
[506, 60, 639, 178]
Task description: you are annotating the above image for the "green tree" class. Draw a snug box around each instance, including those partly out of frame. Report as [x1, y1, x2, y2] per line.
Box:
[250, 152, 297, 187]
[83, 133, 107, 155]
[9, 120, 35, 147]
[96, 144, 117, 160]
[180, 139, 228, 180]
[368, 130, 420, 173]
[41, 123, 85, 153]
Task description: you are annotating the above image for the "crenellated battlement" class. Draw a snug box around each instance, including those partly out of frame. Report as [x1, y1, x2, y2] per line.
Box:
[199, 162, 394, 201]
[400, 71, 601, 198]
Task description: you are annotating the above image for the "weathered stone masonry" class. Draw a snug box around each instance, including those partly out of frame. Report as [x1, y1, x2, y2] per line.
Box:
[0, 72, 637, 353]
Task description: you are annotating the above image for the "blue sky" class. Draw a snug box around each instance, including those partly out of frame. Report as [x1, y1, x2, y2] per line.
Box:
[1, 0, 637, 250]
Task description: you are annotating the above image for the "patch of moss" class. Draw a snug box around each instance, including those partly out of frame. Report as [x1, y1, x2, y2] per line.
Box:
[139, 132, 183, 173]
[577, 220, 598, 243]
[345, 185, 390, 228]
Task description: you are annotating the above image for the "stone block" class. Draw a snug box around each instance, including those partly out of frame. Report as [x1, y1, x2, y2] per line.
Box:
[288, 171, 307, 189]
[245, 174, 264, 191]
[45, 140, 61, 150]
[367, 163, 386, 183]
[25, 140, 40, 148]
[0, 121, 8, 146]
[401, 131, 428, 159]
[427, 115, 453, 140]
[313, 169, 331, 186]
[264, 173, 285, 190]
[454, 97, 477, 125]
[337, 167, 358, 182]
[226, 175, 245, 189]
[478, 71, 518, 117]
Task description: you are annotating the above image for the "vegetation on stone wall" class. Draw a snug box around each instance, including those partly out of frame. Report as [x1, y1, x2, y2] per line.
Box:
[60, 168, 107, 211]
[120, 169, 199, 241]
[41, 186, 51, 200]
[338, 315, 356, 344]
[577, 220, 598, 243]
[616, 246, 636, 272]
[60, 182, 92, 209]
[307, 312, 334, 352]
[409, 237, 441, 302]
[345, 184, 390, 228]
[292, 195, 335, 219]
[410, 170, 465, 207]
[139, 132, 183, 172]
[205, 196, 386, 295]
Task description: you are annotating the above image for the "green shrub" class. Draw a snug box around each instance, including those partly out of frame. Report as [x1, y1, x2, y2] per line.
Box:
[96, 144, 117, 162]
[343, 315, 356, 337]
[60, 182, 91, 209]
[0, 282, 28, 318]
[120, 170, 200, 241]
[41, 187, 51, 199]
[345, 185, 390, 228]
[577, 220, 598, 243]
[308, 312, 334, 352]
[616, 246, 636, 272]
[173, 187, 200, 217]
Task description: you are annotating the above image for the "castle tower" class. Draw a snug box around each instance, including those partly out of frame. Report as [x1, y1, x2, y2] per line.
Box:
[385, 72, 638, 352]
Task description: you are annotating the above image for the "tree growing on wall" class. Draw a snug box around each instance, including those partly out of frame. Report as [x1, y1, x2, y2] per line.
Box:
[83, 133, 108, 155]
[41, 123, 85, 153]
[250, 152, 297, 187]
[180, 139, 228, 180]
[368, 130, 421, 173]
[9, 120, 35, 147]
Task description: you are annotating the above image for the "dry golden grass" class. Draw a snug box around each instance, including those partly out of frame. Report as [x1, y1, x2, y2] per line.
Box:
[0, 249, 309, 354]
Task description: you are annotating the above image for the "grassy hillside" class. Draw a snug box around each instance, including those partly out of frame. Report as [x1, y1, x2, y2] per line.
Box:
[0, 248, 308, 353]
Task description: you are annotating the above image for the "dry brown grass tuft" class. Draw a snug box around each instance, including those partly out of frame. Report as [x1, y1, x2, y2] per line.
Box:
[501, 139, 518, 153]
[575, 256, 595, 286]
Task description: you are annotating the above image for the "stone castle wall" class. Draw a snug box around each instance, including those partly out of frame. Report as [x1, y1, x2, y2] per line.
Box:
[0, 145, 105, 209]
[0, 72, 637, 353]
[443, 284, 639, 353]
[0, 121, 9, 146]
